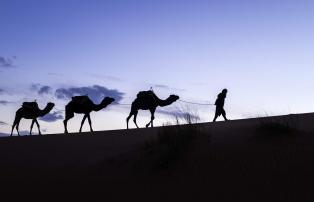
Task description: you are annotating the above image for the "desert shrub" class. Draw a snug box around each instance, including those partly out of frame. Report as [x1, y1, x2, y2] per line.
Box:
[171, 105, 201, 125]
[255, 115, 300, 137]
[138, 124, 202, 171]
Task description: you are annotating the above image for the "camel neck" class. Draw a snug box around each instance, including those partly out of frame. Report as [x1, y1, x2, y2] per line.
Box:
[158, 97, 173, 107]
[93, 103, 104, 112]
[93, 101, 110, 111]
[38, 106, 51, 117]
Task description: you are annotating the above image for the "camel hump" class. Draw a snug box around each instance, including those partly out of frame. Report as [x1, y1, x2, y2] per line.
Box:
[22, 102, 39, 110]
[71, 95, 91, 104]
[137, 90, 155, 99]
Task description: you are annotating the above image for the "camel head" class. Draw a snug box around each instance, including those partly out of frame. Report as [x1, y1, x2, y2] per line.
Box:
[45, 102, 55, 111]
[39, 102, 55, 117]
[169, 94, 180, 102]
[100, 97, 115, 106]
[158, 94, 179, 107]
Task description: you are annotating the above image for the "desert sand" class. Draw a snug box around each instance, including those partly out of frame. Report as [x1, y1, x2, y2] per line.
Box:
[1, 113, 314, 201]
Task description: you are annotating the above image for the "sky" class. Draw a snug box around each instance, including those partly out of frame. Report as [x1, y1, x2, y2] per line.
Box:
[1, 0, 314, 135]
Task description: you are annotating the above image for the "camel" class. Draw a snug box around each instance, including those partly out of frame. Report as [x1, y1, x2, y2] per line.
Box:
[63, 96, 115, 133]
[126, 90, 179, 129]
[11, 102, 55, 136]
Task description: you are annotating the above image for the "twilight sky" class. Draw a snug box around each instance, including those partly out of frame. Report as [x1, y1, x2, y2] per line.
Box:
[1, 0, 314, 135]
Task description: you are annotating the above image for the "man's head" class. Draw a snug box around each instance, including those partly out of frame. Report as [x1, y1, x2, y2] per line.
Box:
[222, 88, 228, 94]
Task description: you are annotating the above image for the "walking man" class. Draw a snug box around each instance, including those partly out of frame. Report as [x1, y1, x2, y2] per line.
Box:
[213, 88, 229, 122]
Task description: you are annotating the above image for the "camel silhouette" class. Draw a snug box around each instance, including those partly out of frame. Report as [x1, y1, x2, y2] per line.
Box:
[11, 102, 55, 136]
[63, 96, 115, 133]
[126, 90, 179, 129]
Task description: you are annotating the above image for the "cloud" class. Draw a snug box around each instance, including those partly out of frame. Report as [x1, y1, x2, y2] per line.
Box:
[31, 84, 52, 95]
[48, 72, 64, 77]
[0, 130, 31, 136]
[55, 85, 124, 103]
[154, 84, 170, 90]
[31, 84, 41, 90]
[153, 84, 186, 92]
[157, 109, 189, 118]
[0, 100, 11, 105]
[0, 121, 8, 126]
[0, 56, 16, 68]
[39, 111, 63, 122]
[0, 133, 9, 137]
[88, 74, 123, 82]
[19, 130, 30, 135]
[157, 108, 200, 121]
[0, 89, 3, 94]
[190, 82, 206, 86]
[38, 86, 52, 95]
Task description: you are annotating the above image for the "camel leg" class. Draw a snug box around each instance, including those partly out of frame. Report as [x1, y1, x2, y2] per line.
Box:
[133, 111, 139, 128]
[34, 119, 41, 135]
[30, 119, 35, 135]
[16, 121, 21, 136]
[63, 119, 69, 134]
[146, 110, 155, 128]
[11, 116, 20, 137]
[10, 124, 15, 137]
[10, 123, 15, 137]
[126, 111, 135, 129]
[87, 114, 93, 132]
[151, 111, 155, 128]
[79, 115, 87, 133]
[64, 109, 74, 134]
[127, 109, 139, 129]
[126, 114, 132, 129]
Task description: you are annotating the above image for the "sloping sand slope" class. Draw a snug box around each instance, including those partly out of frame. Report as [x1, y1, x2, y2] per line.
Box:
[1, 113, 314, 201]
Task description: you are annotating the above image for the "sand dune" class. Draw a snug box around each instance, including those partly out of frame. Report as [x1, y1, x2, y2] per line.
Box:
[1, 113, 314, 201]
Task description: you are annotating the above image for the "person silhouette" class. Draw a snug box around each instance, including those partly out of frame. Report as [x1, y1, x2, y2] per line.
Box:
[213, 88, 229, 122]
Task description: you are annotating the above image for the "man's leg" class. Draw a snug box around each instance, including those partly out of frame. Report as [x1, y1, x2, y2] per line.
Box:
[213, 108, 219, 122]
[222, 109, 228, 121]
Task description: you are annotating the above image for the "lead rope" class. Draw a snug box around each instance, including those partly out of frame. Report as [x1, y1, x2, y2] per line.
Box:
[178, 99, 215, 106]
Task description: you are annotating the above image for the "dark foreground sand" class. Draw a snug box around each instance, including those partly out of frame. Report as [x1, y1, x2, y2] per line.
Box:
[1, 113, 314, 201]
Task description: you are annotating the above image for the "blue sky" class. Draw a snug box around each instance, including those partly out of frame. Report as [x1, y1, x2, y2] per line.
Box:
[1, 0, 314, 135]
